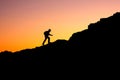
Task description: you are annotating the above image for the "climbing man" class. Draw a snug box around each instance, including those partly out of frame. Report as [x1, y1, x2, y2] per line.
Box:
[42, 29, 53, 46]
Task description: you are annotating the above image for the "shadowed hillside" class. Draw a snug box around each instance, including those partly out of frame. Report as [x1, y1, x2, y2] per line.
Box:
[0, 12, 120, 66]
[69, 12, 120, 52]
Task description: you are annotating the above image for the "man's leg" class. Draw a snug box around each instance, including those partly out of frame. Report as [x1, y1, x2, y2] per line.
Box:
[48, 37, 50, 44]
[42, 38, 47, 46]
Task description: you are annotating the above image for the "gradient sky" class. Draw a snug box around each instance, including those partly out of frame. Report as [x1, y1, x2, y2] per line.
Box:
[0, 0, 120, 52]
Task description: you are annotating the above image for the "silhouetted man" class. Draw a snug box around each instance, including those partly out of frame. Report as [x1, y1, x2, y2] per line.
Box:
[42, 29, 53, 46]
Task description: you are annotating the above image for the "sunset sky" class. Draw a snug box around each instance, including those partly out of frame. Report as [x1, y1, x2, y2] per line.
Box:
[0, 0, 120, 52]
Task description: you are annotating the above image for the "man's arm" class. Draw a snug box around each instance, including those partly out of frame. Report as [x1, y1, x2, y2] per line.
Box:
[49, 34, 53, 36]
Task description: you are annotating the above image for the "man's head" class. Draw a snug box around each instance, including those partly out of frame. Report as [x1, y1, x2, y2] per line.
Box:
[48, 29, 51, 32]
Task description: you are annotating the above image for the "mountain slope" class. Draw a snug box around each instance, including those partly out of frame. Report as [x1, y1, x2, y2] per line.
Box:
[69, 12, 120, 52]
[0, 12, 120, 65]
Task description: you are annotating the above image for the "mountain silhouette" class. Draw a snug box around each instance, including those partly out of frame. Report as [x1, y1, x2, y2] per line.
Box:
[0, 12, 120, 68]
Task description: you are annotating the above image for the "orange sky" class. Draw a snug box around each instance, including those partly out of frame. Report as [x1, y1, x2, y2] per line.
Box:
[0, 0, 120, 52]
